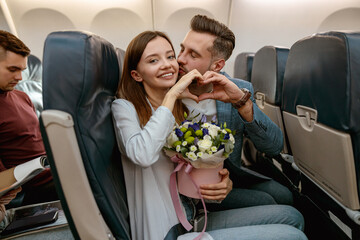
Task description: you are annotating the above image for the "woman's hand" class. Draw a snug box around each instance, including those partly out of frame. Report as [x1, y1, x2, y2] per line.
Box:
[169, 69, 203, 102]
[199, 168, 233, 201]
[162, 69, 202, 111]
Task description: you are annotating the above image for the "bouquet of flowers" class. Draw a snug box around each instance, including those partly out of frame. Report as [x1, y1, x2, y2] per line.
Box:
[164, 112, 235, 167]
[164, 112, 235, 198]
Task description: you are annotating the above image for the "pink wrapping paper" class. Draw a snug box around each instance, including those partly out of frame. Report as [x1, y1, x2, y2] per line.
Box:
[177, 162, 224, 199]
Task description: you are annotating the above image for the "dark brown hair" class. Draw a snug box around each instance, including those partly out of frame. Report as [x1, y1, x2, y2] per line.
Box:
[116, 31, 187, 127]
[190, 15, 235, 61]
[0, 30, 30, 60]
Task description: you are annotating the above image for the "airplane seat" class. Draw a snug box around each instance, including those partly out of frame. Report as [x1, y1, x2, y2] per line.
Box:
[240, 46, 300, 188]
[251, 46, 290, 155]
[233, 52, 254, 81]
[116, 47, 125, 79]
[40, 31, 130, 240]
[15, 54, 43, 117]
[282, 31, 360, 212]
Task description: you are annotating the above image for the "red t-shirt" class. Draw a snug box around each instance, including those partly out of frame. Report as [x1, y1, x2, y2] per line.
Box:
[0, 90, 52, 186]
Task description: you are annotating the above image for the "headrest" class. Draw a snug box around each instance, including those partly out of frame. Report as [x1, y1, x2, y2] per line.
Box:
[251, 46, 289, 105]
[116, 47, 125, 81]
[22, 54, 42, 83]
[42, 31, 130, 239]
[282, 31, 360, 133]
[233, 52, 254, 81]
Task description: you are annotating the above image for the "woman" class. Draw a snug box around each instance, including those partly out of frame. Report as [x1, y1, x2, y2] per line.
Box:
[112, 31, 307, 240]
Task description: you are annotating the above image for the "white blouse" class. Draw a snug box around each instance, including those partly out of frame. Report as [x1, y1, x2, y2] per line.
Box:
[112, 99, 180, 240]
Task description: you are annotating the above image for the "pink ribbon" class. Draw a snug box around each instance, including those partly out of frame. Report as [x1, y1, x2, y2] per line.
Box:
[170, 155, 208, 240]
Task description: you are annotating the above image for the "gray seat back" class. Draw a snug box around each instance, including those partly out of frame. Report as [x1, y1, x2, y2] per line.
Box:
[251, 46, 289, 154]
[233, 52, 254, 81]
[41, 31, 130, 239]
[282, 31, 360, 210]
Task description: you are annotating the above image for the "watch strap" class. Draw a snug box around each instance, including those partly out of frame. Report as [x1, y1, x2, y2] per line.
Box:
[231, 88, 251, 109]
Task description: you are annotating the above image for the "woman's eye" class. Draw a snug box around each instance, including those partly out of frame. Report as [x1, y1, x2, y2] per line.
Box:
[168, 55, 175, 59]
[149, 59, 158, 63]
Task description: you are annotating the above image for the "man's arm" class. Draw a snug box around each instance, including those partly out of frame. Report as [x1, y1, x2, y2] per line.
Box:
[198, 71, 283, 156]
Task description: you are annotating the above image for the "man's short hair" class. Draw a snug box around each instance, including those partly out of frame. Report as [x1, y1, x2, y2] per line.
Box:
[190, 14, 235, 61]
[0, 30, 30, 60]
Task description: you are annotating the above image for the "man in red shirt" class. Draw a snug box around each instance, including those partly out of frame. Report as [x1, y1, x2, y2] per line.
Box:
[0, 30, 56, 205]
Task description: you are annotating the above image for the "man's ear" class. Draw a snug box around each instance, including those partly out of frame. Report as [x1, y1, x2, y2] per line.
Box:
[210, 59, 225, 72]
[131, 70, 143, 82]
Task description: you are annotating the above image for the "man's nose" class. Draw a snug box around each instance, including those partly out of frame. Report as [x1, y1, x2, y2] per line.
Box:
[177, 53, 186, 65]
[15, 72, 23, 81]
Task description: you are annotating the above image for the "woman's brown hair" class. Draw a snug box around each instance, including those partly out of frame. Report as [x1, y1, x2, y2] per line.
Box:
[116, 31, 187, 127]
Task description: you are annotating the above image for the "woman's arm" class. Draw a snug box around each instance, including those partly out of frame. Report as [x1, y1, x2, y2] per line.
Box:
[112, 100, 176, 167]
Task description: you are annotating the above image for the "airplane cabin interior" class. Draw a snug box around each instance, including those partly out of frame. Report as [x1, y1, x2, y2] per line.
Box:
[1, 0, 360, 239]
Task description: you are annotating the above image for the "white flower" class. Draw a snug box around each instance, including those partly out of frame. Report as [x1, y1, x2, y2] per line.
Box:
[166, 132, 179, 148]
[222, 129, 227, 134]
[204, 135, 212, 141]
[225, 142, 234, 153]
[187, 152, 197, 161]
[197, 138, 212, 152]
[176, 145, 181, 152]
[190, 145, 197, 152]
[182, 141, 188, 146]
[208, 125, 220, 138]
[211, 146, 218, 152]
[201, 123, 210, 128]
[229, 134, 235, 144]
[197, 152, 203, 158]
[181, 121, 192, 129]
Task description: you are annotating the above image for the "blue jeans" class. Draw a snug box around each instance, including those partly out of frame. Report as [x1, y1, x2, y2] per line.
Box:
[207, 224, 307, 240]
[207, 179, 293, 212]
[206, 205, 306, 240]
[206, 205, 304, 231]
[181, 196, 307, 240]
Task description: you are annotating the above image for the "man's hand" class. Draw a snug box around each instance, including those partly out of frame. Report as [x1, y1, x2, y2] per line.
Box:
[0, 187, 21, 221]
[170, 69, 203, 102]
[197, 71, 244, 103]
[199, 168, 232, 201]
[198, 71, 254, 122]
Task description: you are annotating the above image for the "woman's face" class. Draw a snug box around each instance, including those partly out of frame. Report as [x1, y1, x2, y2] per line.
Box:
[131, 36, 179, 92]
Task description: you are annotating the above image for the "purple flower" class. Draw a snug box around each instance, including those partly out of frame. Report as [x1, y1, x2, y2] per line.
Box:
[194, 137, 199, 145]
[218, 145, 224, 151]
[175, 128, 184, 137]
[202, 128, 209, 136]
[211, 115, 217, 123]
[224, 133, 230, 140]
[201, 114, 207, 123]
[181, 120, 190, 125]
[190, 123, 200, 131]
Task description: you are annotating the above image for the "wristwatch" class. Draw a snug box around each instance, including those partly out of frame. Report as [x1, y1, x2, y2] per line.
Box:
[231, 88, 251, 109]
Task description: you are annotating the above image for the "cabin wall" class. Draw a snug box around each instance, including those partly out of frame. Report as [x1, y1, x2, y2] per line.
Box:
[1, 0, 360, 76]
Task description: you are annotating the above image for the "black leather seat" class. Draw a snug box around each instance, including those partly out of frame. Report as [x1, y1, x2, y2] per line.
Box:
[282, 31, 360, 213]
[40, 31, 130, 239]
[233, 52, 254, 81]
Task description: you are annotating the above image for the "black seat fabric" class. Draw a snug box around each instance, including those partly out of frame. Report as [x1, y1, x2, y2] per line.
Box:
[42, 31, 130, 239]
[251, 46, 289, 106]
[282, 31, 360, 197]
[233, 52, 254, 81]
